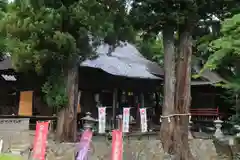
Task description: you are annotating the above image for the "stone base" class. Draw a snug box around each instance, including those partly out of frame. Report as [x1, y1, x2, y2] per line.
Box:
[89, 139, 218, 160]
[190, 139, 217, 160]
[0, 131, 221, 160]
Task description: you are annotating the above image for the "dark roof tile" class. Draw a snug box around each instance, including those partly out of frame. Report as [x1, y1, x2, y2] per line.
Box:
[81, 42, 163, 79]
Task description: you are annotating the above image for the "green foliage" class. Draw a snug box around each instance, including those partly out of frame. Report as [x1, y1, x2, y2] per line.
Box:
[0, 0, 7, 57]
[0, 0, 134, 108]
[40, 74, 67, 110]
[42, 72, 68, 109]
[130, 0, 240, 86]
[229, 114, 240, 125]
[137, 37, 164, 65]
[200, 13, 240, 125]
[130, 0, 239, 37]
[203, 14, 240, 83]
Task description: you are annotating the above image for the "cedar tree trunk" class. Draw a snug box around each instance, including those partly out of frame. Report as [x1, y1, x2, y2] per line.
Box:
[173, 23, 194, 160]
[56, 61, 79, 142]
[160, 25, 176, 152]
[160, 22, 195, 160]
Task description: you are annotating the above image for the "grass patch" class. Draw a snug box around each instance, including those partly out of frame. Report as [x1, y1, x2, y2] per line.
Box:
[0, 154, 23, 160]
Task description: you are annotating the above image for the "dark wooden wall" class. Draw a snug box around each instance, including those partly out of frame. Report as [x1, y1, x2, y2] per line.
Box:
[78, 67, 162, 92]
[191, 85, 231, 115]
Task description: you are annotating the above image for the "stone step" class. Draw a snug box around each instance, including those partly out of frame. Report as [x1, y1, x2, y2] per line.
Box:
[10, 146, 29, 150]
[10, 144, 30, 153]
[10, 150, 22, 155]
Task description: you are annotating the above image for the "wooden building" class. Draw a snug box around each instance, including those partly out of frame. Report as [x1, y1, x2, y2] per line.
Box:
[78, 42, 163, 130]
[0, 43, 228, 132]
[0, 56, 53, 118]
[191, 56, 227, 118]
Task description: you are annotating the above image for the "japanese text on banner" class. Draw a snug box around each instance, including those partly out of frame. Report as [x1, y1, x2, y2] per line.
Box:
[140, 108, 148, 132]
[122, 108, 130, 133]
[32, 121, 49, 160]
[76, 129, 93, 160]
[111, 130, 123, 160]
[98, 107, 106, 133]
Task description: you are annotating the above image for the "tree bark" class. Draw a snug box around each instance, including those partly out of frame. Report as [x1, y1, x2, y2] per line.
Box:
[160, 22, 195, 159]
[160, 25, 176, 153]
[173, 23, 194, 160]
[56, 61, 79, 142]
[56, 108, 65, 141]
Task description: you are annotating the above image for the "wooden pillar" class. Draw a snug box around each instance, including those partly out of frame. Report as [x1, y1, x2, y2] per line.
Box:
[112, 88, 118, 129]
[136, 92, 144, 127]
[140, 92, 144, 108]
[77, 91, 81, 113]
[155, 92, 161, 123]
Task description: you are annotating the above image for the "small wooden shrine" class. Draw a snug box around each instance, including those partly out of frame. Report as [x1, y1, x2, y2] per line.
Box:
[190, 56, 227, 120]
[78, 42, 163, 131]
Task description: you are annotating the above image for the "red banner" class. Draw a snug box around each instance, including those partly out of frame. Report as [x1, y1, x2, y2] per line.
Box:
[111, 130, 123, 160]
[32, 121, 49, 160]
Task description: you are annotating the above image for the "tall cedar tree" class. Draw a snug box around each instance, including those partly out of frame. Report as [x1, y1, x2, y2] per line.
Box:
[0, 0, 134, 141]
[130, 0, 240, 159]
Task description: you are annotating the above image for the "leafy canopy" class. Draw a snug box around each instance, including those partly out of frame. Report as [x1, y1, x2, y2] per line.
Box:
[0, 0, 134, 108]
[203, 14, 240, 90]
[130, 0, 240, 39]
[0, 0, 7, 57]
[136, 36, 164, 65]
[2, 0, 134, 72]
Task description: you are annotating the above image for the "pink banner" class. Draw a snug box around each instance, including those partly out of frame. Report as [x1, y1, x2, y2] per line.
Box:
[111, 130, 123, 160]
[32, 121, 49, 160]
[76, 129, 93, 160]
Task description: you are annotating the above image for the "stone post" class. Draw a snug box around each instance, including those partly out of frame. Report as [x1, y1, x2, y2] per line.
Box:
[0, 139, 3, 153]
[188, 116, 193, 139]
[234, 125, 240, 137]
[214, 118, 223, 139]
